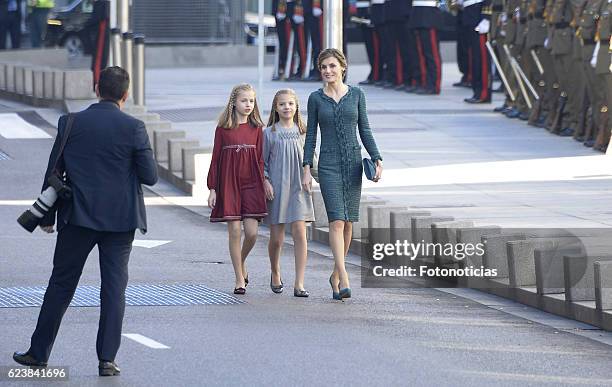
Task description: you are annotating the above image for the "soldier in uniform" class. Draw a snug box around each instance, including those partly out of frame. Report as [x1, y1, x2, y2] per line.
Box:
[463, 0, 493, 103]
[274, 0, 290, 80]
[526, 0, 556, 126]
[86, 0, 110, 91]
[548, 0, 575, 133]
[304, 0, 324, 81]
[383, 0, 412, 88]
[576, 0, 606, 144]
[357, 1, 381, 84]
[287, 0, 308, 80]
[455, 4, 474, 87]
[408, 0, 443, 94]
[371, 0, 390, 86]
[592, 0, 611, 151]
[494, 0, 524, 116]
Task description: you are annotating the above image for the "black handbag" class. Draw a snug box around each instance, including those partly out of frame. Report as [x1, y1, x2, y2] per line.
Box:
[363, 158, 376, 181]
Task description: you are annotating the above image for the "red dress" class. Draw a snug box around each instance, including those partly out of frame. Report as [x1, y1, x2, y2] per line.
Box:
[207, 123, 268, 222]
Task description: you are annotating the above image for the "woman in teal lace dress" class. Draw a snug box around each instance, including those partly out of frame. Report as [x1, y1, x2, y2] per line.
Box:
[302, 48, 383, 300]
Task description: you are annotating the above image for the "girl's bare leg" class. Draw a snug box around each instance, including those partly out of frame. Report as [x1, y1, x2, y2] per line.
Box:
[269, 224, 285, 286]
[227, 220, 244, 289]
[291, 221, 307, 290]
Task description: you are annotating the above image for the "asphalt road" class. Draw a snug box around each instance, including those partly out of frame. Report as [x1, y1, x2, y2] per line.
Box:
[2, 104, 612, 387]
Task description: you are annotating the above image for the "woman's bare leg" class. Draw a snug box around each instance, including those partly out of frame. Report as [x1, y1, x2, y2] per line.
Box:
[269, 224, 285, 286]
[227, 220, 245, 289]
[291, 221, 307, 290]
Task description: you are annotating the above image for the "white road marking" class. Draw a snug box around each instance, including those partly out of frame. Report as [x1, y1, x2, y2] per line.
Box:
[0, 113, 52, 139]
[122, 333, 170, 349]
[132, 240, 172, 249]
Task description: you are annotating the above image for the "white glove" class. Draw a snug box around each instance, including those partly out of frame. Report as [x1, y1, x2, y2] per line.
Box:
[501, 13, 507, 23]
[276, 12, 286, 20]
[590, 41, 599, 68]
[544, 37, 550, 49]
[476, 19, 490, 34]
[292, 14, 304, 24]
[313, 7, 322, 17]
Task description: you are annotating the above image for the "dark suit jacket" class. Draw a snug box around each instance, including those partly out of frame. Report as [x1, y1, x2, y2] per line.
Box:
[41, 101, 158, 233]
[0, 0, 23, 18]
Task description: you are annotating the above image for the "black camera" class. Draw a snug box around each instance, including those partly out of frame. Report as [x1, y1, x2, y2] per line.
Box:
[17, 175, 72, 233]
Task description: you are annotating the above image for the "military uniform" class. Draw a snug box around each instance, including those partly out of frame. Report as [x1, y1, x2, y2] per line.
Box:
[303, 0, 323, 80]
[592, 0, 611, 151]
[383, 0, 412, 87]
[455, 8, 474, 87]
[371, 0, 389, 85]
[525, 0, 556, 124]
[357, 1, 381, 83]
[576, 0, 607, 142]
[408, 0, 443, 93]
[548, 0, 575, 132]
[463, 0, 494, 102]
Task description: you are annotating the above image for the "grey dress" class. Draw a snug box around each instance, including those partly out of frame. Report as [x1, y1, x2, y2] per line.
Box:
[303, 86, 382, 222]
[263, 124, 315, 225]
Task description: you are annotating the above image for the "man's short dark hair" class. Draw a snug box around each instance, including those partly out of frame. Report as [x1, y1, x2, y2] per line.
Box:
[98, 66, 129, 101]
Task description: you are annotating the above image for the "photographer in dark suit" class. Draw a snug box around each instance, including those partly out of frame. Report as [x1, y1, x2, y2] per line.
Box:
[13, 66, 158, 377]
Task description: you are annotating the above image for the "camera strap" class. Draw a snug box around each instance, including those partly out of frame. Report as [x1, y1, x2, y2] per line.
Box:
[51, 114, 75, 175]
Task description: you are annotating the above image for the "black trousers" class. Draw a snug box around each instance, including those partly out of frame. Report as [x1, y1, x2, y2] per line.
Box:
[457, 23, 472, 83]
[415, 28, 442, 93]
[469, 31, 491, 100]
[385, 21, 412, 85]
[0, 11, 21, 49]
[29, 224, 135, 362]
[305, 12, 322, 77]
[276, 16, 290, 77]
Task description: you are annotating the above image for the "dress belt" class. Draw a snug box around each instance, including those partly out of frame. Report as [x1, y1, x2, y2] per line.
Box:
[223, 144, 256, 152]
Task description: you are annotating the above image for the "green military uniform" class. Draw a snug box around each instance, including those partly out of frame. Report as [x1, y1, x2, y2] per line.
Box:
[526, 0, 556, 124]
[549, 0, 576, 132]
[515, 0, 533, 116]
[575, 0, 605, 142]
[498, 0, 522, 111]
[593, 0, 611, 151]
[544, 0, 563, 126]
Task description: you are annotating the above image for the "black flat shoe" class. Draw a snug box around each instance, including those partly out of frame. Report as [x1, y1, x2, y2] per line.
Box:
[13, 351, 47, 367]
[99, 361, 120, 376]
[270, 275, 283, 294]
[233, 287, 246, 295]
[294, 289, 309, 297]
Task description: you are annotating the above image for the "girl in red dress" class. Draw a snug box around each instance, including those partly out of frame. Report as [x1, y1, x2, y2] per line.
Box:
[207, 84, 267, 295]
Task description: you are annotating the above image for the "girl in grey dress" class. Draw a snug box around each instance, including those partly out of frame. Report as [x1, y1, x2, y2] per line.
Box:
[263, 89, 315, 297]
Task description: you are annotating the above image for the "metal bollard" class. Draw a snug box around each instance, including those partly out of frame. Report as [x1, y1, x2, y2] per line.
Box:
[133, 35, 145, 106]
[323, 0, 343, 50]
[111, 28, 122, 68]
[121, 32, 133, 97]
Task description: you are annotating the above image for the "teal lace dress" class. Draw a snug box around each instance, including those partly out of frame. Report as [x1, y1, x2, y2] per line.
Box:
[303, 86, 382, 222]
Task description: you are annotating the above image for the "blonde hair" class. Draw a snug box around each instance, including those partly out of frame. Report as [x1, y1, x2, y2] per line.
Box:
[218, 84, 265, 129]
[317, 48, 347, 76]
[266, 89, 306, 134]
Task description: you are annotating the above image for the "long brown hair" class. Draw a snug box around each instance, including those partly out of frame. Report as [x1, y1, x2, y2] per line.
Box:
[217, 84, 264, 129]
[266, 89, 306, 134]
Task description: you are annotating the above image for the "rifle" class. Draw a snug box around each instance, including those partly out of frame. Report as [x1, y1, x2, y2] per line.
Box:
[486, 41, 516, 102]
[502, 44, 533, 109]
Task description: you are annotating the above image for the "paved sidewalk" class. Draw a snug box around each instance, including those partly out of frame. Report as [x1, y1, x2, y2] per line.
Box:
[145, 63, 612, 228]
